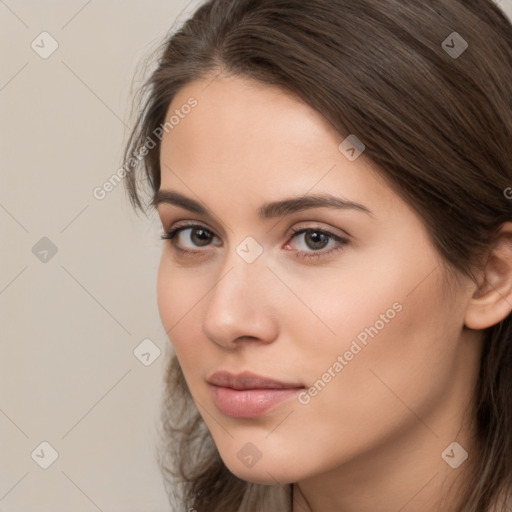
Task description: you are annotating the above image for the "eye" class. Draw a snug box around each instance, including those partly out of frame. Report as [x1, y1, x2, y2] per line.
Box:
[284, 226, 349, 260]
[161, 223, 221, 253]
[161, 222, 349, 262]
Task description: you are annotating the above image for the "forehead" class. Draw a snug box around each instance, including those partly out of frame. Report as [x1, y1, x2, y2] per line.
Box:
[167, 77, 344, 165]
[159, 74, 396, 217]
[164, 74, 338, 163]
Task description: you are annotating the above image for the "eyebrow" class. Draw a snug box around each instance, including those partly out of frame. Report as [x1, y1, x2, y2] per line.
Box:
[153, 190, 373, 219]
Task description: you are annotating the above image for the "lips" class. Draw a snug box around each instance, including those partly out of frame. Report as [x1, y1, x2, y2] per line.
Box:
[207, 371, 305, 418]
[207, 371, 304, 390]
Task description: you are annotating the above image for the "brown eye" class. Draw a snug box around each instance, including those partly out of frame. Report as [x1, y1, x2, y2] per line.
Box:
[161, 225, 220, 251]
[285, 226, 349, 262]
[190, 227, 214, 247]
[303, 231, 330, 250]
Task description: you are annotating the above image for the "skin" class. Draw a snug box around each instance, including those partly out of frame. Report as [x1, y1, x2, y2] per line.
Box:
[155, 73, 512, 512]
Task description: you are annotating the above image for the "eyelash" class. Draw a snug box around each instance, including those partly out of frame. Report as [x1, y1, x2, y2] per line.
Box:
[160, 223, 349, 261]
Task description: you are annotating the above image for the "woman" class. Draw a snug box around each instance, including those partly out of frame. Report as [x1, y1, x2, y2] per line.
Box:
[123, 0, 512, 510]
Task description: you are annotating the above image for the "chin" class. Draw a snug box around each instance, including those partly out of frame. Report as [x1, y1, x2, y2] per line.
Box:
[223, 457, 302, 485]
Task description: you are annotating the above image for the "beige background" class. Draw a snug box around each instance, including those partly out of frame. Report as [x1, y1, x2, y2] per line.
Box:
[1, 0, 512, 511]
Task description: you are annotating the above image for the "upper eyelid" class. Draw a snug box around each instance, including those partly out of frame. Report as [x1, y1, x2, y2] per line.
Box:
[156, 202, 362, 235]
[290, 224, 350, 239]
[166, 223, 349, 247]
[168, 221, 220, 238]
[166, 221, 348, 237]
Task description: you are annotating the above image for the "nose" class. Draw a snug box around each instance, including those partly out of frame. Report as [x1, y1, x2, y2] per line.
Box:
[202, 254, 279, 350]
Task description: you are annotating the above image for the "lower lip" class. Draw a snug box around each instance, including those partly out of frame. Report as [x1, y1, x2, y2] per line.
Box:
[210, 385, 303, 418]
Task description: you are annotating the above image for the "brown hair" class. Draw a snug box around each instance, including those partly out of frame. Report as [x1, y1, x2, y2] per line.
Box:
[123, 0, 512, 510]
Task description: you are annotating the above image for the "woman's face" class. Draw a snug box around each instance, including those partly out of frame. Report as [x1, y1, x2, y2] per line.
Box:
[155, 74, 481, 487]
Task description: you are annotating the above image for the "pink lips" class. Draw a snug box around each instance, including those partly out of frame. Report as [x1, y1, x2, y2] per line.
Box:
[207, 371, 304, 418]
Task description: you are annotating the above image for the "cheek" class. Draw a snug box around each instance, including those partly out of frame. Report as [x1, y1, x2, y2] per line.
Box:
[156, 255, 206, 351]
[292, 240, 460, 416]
[157, 256, 178, 329]
[275, 243, 429, 362]
[298, 269, 461, 438]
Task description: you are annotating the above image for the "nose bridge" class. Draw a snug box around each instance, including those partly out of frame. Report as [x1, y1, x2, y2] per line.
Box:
[215, 234, 269, 301]
[202, 241, 277, 347]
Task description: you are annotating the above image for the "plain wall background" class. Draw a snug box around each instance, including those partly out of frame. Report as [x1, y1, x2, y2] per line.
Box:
[0, 1, 203, 511]
[1, 0, 512, 510]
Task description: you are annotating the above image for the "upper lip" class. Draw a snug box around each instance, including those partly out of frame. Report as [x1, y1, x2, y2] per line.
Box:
[207, 371, 304, 390]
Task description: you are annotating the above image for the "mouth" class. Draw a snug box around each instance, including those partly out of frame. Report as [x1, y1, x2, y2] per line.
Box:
[207, 371, 305, 418]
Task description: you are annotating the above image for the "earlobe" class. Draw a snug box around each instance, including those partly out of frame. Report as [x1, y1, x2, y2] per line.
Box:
[464, 223, 512, 330]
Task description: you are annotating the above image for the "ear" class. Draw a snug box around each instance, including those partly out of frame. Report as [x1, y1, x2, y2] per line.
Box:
[465, 222, 512, 330]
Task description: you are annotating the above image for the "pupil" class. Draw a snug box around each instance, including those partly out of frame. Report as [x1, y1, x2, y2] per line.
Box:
[306, 231, 329, 250]
[192, 228, 211, 246]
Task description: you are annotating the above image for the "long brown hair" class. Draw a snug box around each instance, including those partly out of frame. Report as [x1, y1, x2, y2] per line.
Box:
[123, 1, 512, 510]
